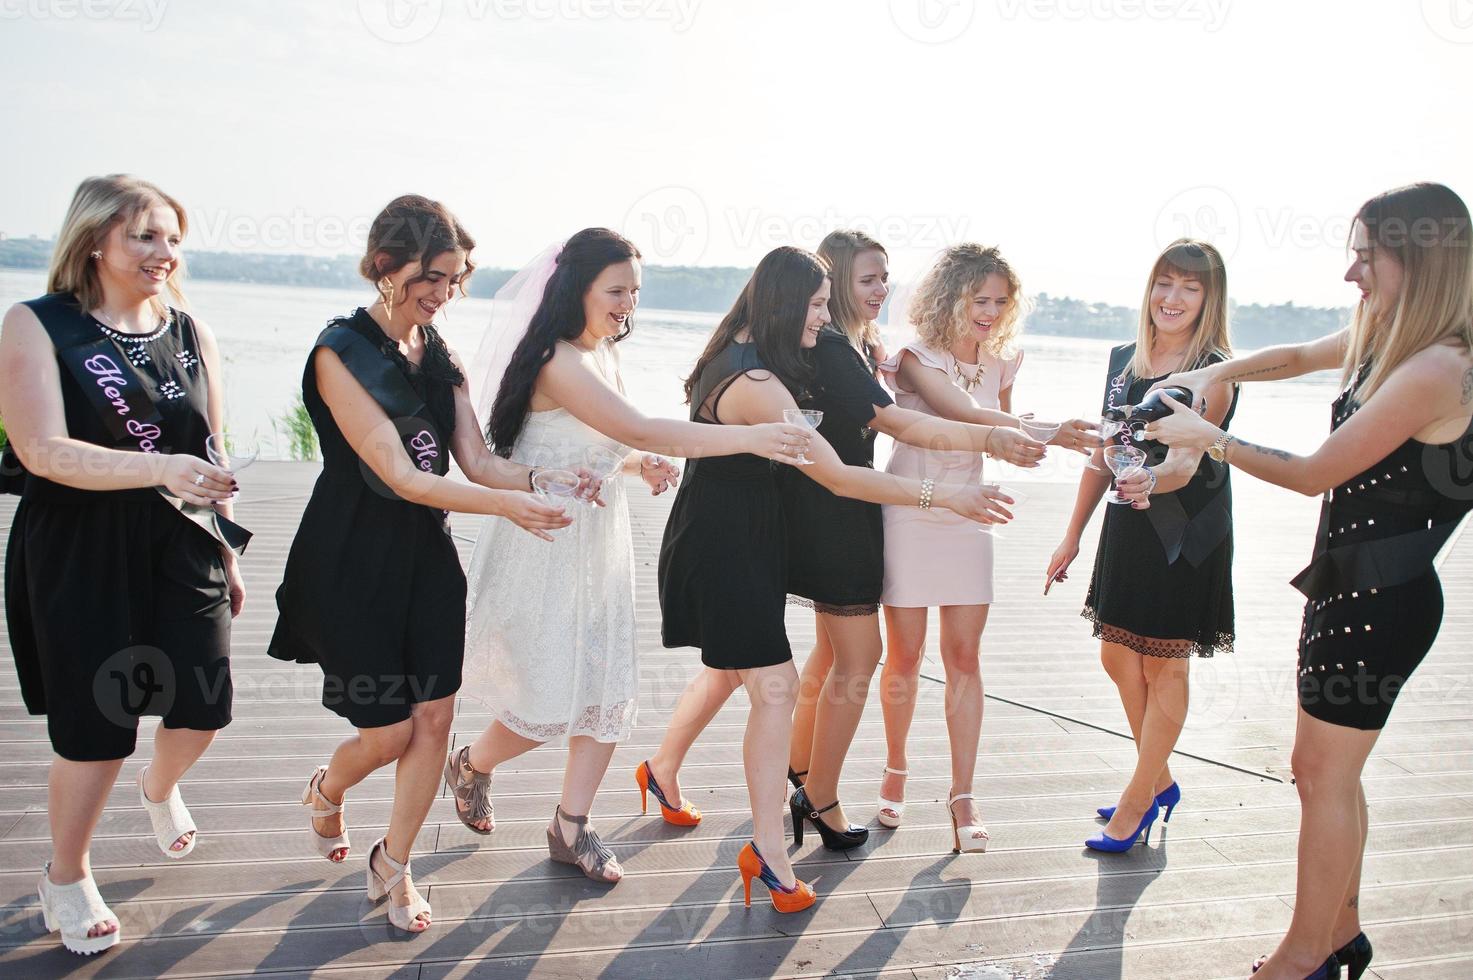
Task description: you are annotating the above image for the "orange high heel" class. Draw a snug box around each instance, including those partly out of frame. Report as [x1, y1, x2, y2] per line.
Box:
[737, 842, 815, 913]
[635, 761, 701, 826]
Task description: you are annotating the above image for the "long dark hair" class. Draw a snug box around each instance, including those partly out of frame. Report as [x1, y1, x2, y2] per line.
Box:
[684, 246, 825, 406]
[486, 227, 640, 456]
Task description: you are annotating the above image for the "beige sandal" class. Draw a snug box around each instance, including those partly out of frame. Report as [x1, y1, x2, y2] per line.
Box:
[443, 746, 494, 834]
[366, 837, 431, 933]
[138, 767, 197, 858]
[547, 806, 622, 883]
[301, 765, 349, 861]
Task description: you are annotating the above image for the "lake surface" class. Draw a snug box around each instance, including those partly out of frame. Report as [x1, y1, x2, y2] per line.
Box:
[0, 269, 1340, 482]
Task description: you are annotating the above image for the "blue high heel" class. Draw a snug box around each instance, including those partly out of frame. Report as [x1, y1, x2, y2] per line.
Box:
[1085, 800, 1159, 852]
[1251, 952, 1339, 979]
[1097, 782, 1180, 823]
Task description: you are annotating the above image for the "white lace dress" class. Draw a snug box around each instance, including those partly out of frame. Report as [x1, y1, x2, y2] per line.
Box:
[462, 407, 639, 743]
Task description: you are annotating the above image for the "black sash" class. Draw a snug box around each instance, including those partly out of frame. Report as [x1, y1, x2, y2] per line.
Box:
[314, 322, 450, 482]
[22, 295, 251, 554]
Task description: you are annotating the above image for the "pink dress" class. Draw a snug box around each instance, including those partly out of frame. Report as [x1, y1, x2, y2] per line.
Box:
[879, 342, 1024, 608]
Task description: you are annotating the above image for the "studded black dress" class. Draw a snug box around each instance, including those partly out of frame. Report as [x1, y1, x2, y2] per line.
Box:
[1292, 371, 1473, 730]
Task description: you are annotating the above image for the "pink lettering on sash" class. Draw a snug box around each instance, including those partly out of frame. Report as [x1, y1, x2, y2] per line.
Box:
[84, 354, 131, 414]
[409, 430, 439, 472]
[125, 419, 162, 454]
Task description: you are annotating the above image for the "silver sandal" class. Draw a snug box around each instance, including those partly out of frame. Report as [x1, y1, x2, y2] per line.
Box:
[547, 806, 622, 883]
[443, 746, 494, 834]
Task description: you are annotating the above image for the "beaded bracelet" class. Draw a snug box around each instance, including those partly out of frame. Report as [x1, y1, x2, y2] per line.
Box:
[527, 467, 539, 492]
[919, 477, 935, 510]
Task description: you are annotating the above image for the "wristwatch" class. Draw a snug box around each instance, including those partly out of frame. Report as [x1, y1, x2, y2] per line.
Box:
[1206, 433, 1232, 463]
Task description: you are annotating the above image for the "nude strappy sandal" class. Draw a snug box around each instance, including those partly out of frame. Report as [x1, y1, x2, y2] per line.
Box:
[38, 863, 120, 956]
[876, 766, 908, 829]
[366, 837, 431, 933]
[443, 745, 494, 834]
[137, 767, 197, 859]
[301, 765, 349, 861]
[949, 792, 990, 854]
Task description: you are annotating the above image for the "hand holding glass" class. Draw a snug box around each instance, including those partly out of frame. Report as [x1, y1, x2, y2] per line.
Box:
[205, 432, 258, 496]
[782, 409, 823, 465]
[1102, 444, 1147, 505]
[532, 469, 581, 534]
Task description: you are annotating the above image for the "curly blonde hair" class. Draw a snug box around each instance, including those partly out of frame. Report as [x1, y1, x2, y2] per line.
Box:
[908, 244, 1025, 358]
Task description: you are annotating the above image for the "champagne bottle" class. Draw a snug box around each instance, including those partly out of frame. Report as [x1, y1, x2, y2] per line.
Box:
[1103, 386, 1195, 425]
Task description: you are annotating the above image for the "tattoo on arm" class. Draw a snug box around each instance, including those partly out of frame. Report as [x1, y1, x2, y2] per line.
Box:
[1225, 362, 1289, 383]
[1461, 367, 1472, 406]
[1237, 438, 1293, 461]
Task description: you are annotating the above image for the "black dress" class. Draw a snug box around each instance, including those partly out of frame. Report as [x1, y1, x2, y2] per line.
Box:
[659, 343, 792, 670]
[5, 293, 233, 762]
[1083, 343, 1238, 658]
[268, 309, 467, 729]
[1293, 371, 1473, 730]
[781, 328, 893, 614]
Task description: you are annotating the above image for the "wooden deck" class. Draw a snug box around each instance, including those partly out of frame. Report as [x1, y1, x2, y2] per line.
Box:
[0, 461, 1469, 979]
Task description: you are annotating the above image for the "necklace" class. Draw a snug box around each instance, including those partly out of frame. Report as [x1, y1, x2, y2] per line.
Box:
[92, 307, 167, 338]
[952, 355, 984, 393]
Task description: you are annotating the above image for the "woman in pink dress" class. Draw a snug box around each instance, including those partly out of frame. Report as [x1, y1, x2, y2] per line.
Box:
[877, 244, 1067, 853]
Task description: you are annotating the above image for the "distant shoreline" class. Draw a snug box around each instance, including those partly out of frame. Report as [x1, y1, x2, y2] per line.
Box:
[0, 238, 1348, 348]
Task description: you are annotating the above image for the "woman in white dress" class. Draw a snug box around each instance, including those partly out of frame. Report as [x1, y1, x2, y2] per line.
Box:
[449, 228, 812, 883]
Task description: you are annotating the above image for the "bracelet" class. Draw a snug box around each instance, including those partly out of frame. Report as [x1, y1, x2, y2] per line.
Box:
[983, 427, 996, 457]
[919, 477, 935, 510]
[1144, 467, 1158, 494]
[527, 467, 539, 492]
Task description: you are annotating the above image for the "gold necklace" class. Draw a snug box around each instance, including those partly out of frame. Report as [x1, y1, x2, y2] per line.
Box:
[952, 353, 984, 393]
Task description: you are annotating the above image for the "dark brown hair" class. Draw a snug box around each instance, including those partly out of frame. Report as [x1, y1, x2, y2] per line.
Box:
[360, 194, 477, 302]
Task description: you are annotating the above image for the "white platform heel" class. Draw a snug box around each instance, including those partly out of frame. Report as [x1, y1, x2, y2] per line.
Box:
[38, 864, 120, 956]
[138, 767, 197, 859]
[948, 793, 990, 853]
[876, 766, 907, 829]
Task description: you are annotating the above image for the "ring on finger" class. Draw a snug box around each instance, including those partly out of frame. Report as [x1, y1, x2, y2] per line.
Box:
[193, 473, 206, 486]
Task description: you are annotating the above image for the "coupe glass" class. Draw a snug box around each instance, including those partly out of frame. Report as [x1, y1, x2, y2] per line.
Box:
[1018, 418, 1061, 444]
[581, 445, 626, 506]
[782, 408, 824, 465]
[532, 468, 581, 534]
[1102, 444, 1147, 505]
[205, 432, 258, 497]
[979, 482, 1026, 539]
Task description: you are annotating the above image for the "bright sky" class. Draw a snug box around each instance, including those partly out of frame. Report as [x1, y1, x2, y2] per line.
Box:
[2, 0, 1470, 306]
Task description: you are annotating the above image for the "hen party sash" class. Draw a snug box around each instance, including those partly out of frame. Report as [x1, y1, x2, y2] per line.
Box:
[21, 293, 251, 554]
[314, 320, 449, 481]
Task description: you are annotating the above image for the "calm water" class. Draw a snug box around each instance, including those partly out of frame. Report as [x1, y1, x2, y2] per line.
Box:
[0, 269, 1340, 482]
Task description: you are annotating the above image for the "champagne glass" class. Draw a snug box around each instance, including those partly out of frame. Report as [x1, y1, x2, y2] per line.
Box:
[205, 432, 259, 497]
[1019, 418, 1062, 444]
[581, 445, 626, 506]
[979, 482, 1026, 539]
[1102, 444, 1146, 505]
[782, 409, 823, 465]
[1086, 417, 1125, 472]
[532, 469, 581, 535]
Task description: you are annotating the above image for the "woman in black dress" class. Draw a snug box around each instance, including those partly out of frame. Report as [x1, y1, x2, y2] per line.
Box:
[645, 246, 1017, 910]
[1, 176, 244, 955]
[1045, 239, 1238, 852]
[268, 195, 569, 934]
[783, 231, 1079, 850]
[1147, 182, 1473, 980]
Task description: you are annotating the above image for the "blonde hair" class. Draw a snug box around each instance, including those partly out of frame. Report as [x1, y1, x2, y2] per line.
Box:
[907, 243, 1025, 359]
[1127, 239, 1231, 380]
[48, 174, 189, 318]
[817, 229, 886, 353]
[1344, 182, 1473, 402]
